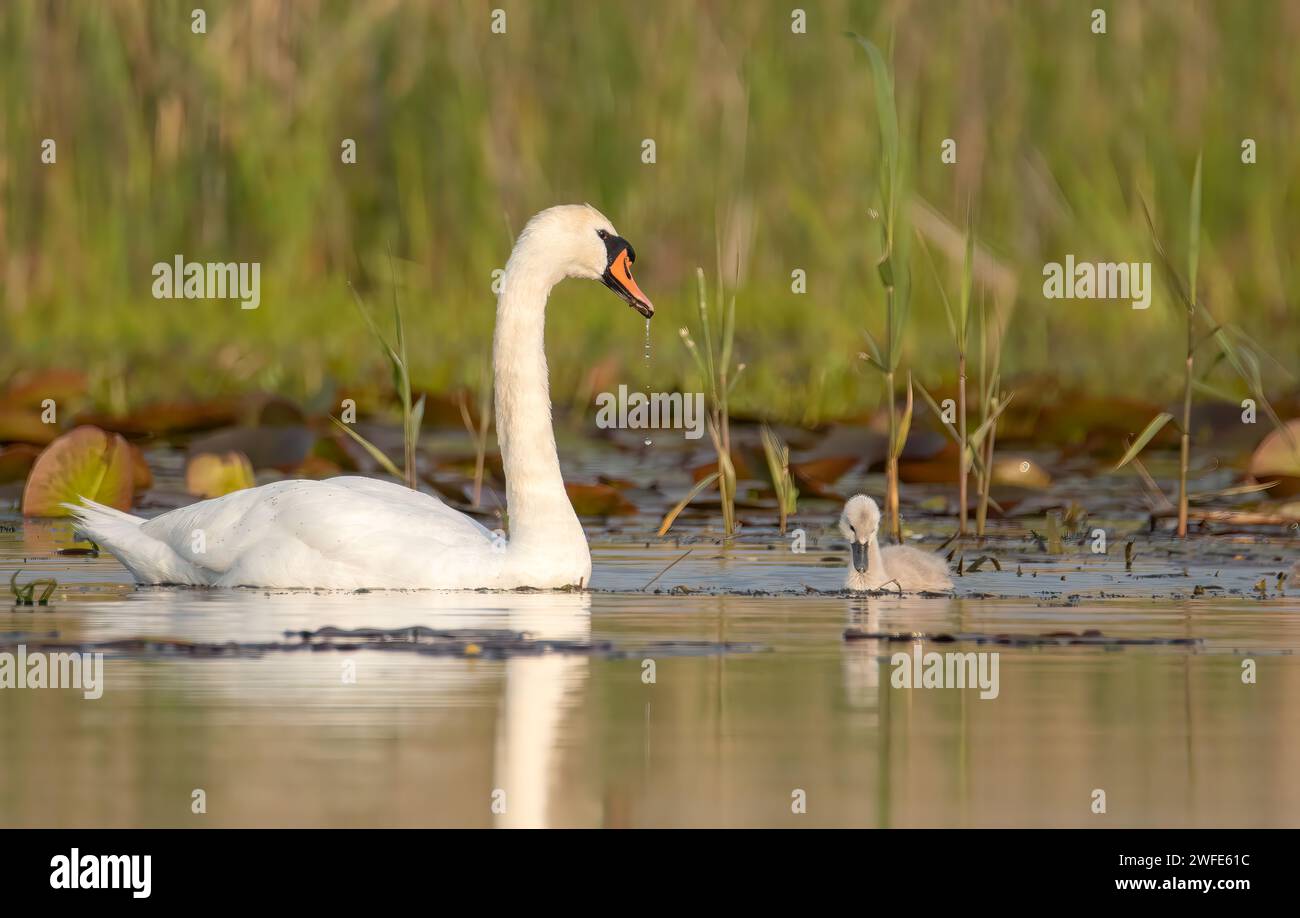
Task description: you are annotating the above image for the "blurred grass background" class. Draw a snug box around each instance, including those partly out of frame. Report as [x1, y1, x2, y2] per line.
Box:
[2, 0, 1297, 422]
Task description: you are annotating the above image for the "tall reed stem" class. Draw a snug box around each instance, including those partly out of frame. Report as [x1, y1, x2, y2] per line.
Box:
[958, 353, 968, 535]
[1178, 316, 1193, 538]
[885, 367, 900, 544]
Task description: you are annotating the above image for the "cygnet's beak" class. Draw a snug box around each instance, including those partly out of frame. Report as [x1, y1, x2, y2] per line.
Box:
[601, 235, 654, 318]
[850, 541, 868, 574]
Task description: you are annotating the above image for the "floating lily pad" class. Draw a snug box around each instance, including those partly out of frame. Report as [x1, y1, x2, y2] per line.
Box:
[566, 482, 637, 516]
[185, 451, 256, 498]
[128, 443, 154, 491]
[0, 443, 42, 484]
[21, 425, 134, 517]
[187, 425, 316, 471]
[294, 455, 342, 479]
[1, 368, 88, 409]
[0, 408, 59, 445]
[790, 455, 858, 487]
[991, 456, 1052, 489]
[1249, 420, 1300, 497]
[74, 397, 241, 438]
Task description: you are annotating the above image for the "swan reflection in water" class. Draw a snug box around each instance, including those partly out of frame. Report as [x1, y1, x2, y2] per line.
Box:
[841, 597, 883, 727]
[93, 586, 594, 828]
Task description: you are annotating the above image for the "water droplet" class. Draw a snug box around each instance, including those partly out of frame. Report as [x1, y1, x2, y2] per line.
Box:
[643, 320, 653, 448]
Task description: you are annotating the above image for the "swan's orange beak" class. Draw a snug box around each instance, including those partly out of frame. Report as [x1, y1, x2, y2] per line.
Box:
[601, 238, 654, 318]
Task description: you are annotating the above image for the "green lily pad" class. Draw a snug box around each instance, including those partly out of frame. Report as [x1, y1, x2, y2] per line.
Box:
[21, 425, 134, 517]
[186, 451, 256, 498]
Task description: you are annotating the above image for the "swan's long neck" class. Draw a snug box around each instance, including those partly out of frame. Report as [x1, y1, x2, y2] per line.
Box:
[493, 250, 585, 555]
[867, 533, 887, 583]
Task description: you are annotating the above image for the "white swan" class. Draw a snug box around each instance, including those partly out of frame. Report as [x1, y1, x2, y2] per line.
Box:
[839, 494, 954, 592]
[69, 205, 654, 590]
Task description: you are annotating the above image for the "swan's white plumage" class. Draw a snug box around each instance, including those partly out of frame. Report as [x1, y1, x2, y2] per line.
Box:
[839, 494, 954, 592]
[68, 477, 509, 589]
[71, 205, 644, 591]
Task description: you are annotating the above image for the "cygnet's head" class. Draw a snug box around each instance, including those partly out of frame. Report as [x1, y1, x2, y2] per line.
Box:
[509, 204, 653, 318]
[838, 494, 881, 574]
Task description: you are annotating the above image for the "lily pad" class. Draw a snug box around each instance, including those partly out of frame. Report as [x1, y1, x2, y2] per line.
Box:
[991, 456, 1052, 489]
[0, 443, 42, 484]
[790, 455, 858, 487]
[128, 443, 154, 491]
[1249, 420, 1300, 497]
[187, 425, 316, 471]
[1, 368, 88, 409]
[0, 408, 59, 445]
[21, 425, 135, 517]
[566, 482, 637, 516]
[186, 451, 256, 498]
[74, 397, 241, 438]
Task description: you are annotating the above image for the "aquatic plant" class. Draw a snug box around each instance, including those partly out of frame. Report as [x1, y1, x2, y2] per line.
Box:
[852, 33, 911, 544]
[332, 272, 425, 489]
[660, 266, 744, 538]
[1118, 155, 1296, 535]
[10, 570, 56, 606]
[917, 217, 975, 533]
[457, 359, 494, 509]
[759, 423, 798, 535]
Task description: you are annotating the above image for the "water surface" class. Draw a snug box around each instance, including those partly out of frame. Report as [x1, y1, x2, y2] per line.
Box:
[2, 516, 1298, 827]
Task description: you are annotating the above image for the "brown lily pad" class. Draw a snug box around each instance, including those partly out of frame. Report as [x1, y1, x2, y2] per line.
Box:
[1249, 420, 1300, 497]
[74, 397, 242, 438]
[294, 455, 342, 479]
[0, 443, 42, 484]
[691, 451, 757, 482]
[0, 408, 59, 446]
[21, 426, 135, 517]
[2, 368, 88, 409]
[790, 455, 858, 487]
[187, 425, 317, 472]
[566, 482, 637, 516]
[128, 442, 154, 491]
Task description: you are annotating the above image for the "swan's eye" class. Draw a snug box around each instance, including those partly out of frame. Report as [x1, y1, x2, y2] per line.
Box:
[596, 229, 609, 240]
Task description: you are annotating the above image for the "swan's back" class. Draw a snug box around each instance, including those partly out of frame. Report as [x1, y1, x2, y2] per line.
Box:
[879, 544, 954, 592]
[74, 477, 503, 589]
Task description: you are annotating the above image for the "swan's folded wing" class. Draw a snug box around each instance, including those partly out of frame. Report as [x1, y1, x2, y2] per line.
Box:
[137, 477, 495, 581]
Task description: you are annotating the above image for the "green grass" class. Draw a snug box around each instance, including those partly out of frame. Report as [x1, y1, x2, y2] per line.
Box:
[3, 1, 1299, 422]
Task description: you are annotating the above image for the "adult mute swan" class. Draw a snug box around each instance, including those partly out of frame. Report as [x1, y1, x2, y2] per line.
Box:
[69, 205, 654, 590]
[839, 494, 954, 593]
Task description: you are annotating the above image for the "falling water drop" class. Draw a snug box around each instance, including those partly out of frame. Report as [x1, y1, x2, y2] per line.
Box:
[643, 318, 653, 447]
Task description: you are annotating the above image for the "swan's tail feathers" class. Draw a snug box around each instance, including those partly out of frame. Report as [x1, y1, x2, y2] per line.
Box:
[64, 498, 197, 585]
[64, 497, 146, 530]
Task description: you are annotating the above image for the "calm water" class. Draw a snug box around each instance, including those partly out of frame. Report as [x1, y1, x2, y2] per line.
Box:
[2, 515, 1298, 827]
